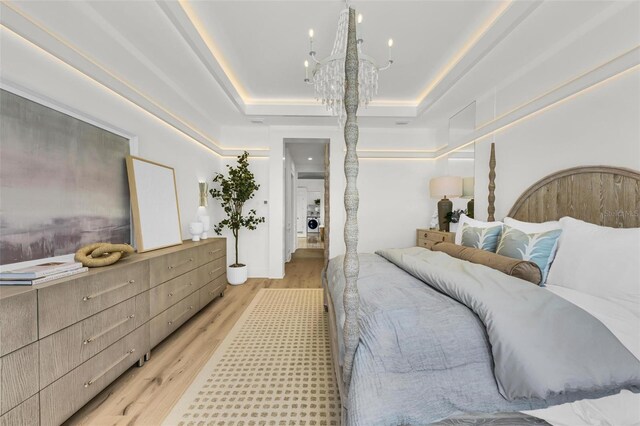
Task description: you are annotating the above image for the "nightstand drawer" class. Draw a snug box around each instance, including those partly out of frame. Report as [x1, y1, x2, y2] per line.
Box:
[421, 231, 450, 243]
[417, 239, 436, 250]
[416, 229, 455, 250]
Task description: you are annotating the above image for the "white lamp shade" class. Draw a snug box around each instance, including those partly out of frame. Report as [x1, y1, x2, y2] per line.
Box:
[462, 177, 474, 199]
[429, 176, 462, 198]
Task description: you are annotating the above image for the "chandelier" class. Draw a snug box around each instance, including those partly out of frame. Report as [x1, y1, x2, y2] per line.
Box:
[303, 7, 394, 124]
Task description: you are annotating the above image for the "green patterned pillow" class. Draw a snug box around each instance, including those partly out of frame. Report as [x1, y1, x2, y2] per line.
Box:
[496, 225, 562, 283]
[460, 223, 503, 252]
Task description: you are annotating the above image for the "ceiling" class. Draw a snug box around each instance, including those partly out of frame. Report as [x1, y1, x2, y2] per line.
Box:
[285, 139, 328, 173]
[2, 0, 607, 157]
[184, 1, 499, 103]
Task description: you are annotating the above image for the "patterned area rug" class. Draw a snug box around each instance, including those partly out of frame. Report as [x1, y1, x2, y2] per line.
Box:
[163, 289, 341, 426]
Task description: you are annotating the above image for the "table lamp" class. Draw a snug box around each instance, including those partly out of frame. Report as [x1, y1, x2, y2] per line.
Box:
[430, 176, 462, 232]
[462, 177, 474, 219]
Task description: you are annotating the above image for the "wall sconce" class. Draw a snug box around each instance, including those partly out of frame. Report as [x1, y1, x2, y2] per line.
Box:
[199, 182, 208, 207]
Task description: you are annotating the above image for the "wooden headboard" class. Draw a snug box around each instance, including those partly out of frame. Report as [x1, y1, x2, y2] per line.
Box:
[507, 166, 640, 228]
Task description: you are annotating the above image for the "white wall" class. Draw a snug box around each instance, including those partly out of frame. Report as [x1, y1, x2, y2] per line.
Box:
[1, 27, 223, 244]
[214, 126, 445, 277]
[468, 2, 640, 220]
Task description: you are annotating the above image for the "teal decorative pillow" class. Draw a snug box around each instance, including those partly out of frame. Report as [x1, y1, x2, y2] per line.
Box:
[460, 223, 503, 252]
[496, 225, 562, 283]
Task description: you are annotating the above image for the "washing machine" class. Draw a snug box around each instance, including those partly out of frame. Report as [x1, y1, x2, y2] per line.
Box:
[307, 217, 320, 233]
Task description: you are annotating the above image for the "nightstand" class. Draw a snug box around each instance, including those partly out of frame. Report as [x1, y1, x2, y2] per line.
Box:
[416, 229, 455, 250]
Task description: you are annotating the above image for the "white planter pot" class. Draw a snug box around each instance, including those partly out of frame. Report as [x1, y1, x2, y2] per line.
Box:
[227, 264, 248, 285]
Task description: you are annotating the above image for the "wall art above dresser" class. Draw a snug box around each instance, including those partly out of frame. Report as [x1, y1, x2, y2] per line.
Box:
[0, 89, 131, 266]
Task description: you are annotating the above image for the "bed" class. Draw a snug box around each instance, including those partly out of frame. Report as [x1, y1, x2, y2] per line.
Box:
[327, 8, 639, 425]
[325, 164, 640, 425]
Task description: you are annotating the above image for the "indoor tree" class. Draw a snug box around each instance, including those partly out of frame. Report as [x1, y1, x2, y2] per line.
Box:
[210, 151, 265, 268]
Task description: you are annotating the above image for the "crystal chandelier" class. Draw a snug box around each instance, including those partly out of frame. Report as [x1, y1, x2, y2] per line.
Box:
[304, 7, 394, 124]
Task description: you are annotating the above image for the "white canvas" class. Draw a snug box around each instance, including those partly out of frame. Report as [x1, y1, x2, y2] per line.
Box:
[128, 157, 182, 252]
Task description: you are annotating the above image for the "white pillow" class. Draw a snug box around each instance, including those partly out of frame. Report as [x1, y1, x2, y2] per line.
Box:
[546, 217, 640, 311]
[503, 217, 561, 233]
[455, 214, 503, 245]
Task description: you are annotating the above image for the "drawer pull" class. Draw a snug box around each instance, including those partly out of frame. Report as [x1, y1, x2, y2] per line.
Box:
[168, 258, 193, 270]
[83, 280, 135, 301]
[83, 314, 135, 345]
[169, 282, 193, 297]
[84, 348, 135, 387]
[168, 305, 194, 325]
[208, 267, 223, 276]
[208, 249, 222, 255]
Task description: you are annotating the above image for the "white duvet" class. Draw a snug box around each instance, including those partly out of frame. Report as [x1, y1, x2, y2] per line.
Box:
[524, 284, 640, 426]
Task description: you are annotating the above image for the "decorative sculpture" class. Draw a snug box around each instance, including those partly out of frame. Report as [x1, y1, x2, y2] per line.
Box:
[342, 7, 360, 391]
[75, 243, 134, 267]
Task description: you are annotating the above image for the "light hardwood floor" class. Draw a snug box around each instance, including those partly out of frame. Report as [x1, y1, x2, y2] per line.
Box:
[65, 256, 324, 426]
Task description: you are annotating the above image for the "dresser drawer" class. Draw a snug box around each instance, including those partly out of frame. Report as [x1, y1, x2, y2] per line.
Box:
[198, 257, 226, 286]
[0, 394, 38, 426]
[39, 324, 149, 426]
[150, 291, 199, 348]
[39, 293, 149, 388]
[0, 290, 37, 356]
[38, 262, 149, 337]
[149, 267, 200, 318]
[198, 274, 227, 310]
[197, 239, 226, 264]
[149, 245, 199, 287]
[0, 342, 38, 415]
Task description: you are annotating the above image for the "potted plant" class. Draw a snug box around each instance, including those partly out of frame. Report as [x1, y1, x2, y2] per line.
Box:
[210, 151, 265, 285]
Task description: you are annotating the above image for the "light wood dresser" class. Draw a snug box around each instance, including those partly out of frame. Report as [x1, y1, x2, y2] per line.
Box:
[416, 229, 455, 250]
[0, 238, 226, 426]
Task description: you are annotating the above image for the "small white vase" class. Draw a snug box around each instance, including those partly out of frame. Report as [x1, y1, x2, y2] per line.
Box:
[189, 222, 204, 242]
[227, 264, 248, 285]
[198, 215, 211, 239]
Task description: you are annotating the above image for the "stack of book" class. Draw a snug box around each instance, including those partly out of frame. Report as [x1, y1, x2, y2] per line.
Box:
[0, 261, 88, 285]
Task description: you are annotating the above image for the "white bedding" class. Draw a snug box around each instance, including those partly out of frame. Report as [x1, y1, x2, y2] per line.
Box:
[524, 284, 640, 426]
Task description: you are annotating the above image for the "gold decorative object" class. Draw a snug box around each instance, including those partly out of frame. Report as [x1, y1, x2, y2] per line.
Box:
[199, 181, 208, 207]
[75, 243, 135, 268]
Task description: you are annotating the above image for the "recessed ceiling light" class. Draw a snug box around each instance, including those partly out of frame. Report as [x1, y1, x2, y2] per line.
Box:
[308, 157, 313, 161]
[395, 120, 410, 126]
[250, 118, 265, 124]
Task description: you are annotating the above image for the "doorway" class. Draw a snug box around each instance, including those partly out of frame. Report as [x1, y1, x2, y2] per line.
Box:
[283, 139, 329, 262]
